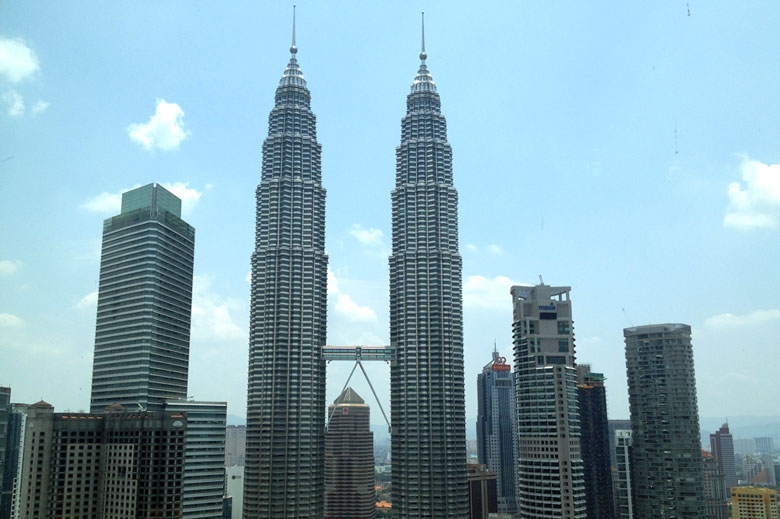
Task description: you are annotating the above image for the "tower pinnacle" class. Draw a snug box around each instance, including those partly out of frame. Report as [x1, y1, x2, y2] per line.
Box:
[290, 4, 297, 54]
[420, 11, 427, 61]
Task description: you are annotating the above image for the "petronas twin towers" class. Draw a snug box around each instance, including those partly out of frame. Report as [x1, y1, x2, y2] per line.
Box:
[245, 12, 466, 519]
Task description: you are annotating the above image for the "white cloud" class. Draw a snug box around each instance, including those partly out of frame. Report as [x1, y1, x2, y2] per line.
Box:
[245, 271, 251, 284]
[128, 99, 190, 151]
[80, 191, 122, 213]
[463, 275, 525, 310]
[0, 259, 22, 276]
[465, 243, 478, 253]
[349, 224, 384, 247]
[30, 99, 49, 115]
[0, 37, 39, 83]
[81, 182, 203, 216]
[327, 267, 377, 322]
[191, 274, 245, 343]
[724, 158, 780, 230]
[704, 309, 780, 329]
[160, 182, 202, 216]
[487, 244, 502, 254]
[0, 313, 24, 328]
[76, 291, 98, 310]
[3, 90, 24, 117]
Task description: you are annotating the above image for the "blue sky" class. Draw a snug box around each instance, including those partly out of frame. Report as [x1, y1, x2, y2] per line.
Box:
[2, 2, 780, 431]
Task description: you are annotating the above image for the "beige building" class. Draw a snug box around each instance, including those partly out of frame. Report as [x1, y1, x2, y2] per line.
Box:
[731, 486, 779, 519]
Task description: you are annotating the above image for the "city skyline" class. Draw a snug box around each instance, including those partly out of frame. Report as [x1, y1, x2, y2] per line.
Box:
[2, 2, 780, 426]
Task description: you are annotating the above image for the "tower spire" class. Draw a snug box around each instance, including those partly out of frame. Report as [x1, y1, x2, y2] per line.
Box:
[290, 4, 297, 54]
[420, 11, 427, 61]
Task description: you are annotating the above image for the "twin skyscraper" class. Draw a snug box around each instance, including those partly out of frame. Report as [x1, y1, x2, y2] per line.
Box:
[244, 11, 467, 519]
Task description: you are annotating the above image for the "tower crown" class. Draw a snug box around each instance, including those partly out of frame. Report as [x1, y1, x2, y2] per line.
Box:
[411, 12, 437, 94]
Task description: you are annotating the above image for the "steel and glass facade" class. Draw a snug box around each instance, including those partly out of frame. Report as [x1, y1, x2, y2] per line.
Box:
[389, 40, 468, 518]
[624, 324, 705, 518]
[511, 283, 586, 518]
[476, 351, 517, 515]
[90, 183, 194, 412]
[244, 40, 328, 518]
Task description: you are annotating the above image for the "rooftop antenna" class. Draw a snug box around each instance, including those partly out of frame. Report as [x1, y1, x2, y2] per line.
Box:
[538, 274, 544, 285]
[420, 11, 427, 61]
[290, 4, 297, 54]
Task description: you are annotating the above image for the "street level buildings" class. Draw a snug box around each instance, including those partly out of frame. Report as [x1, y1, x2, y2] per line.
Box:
[244, 25, 328, 518]
[624, 323, 705, 518]
[90, 183, 195, 412]
[511, 283, 586, 518]
[17, 401, 186, 518]
[711, 423, 738, 492]
[576, 365, 615, 519]
[324, 388, 375, 519]
[613, 430, 635, 519]
[731, 487, 780, 519]
[389, 18, 467, 518]
[476, 349, 517, 515]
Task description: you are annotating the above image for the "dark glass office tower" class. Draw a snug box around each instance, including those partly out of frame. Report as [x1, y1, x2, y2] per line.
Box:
[476, 350, 517, 515]
[576, 366, 615, 519]
[389, 17, 468, 518]
[244, 24, 328, 518]
[89, 183, 194, 412]
[624, 324, 705, 518]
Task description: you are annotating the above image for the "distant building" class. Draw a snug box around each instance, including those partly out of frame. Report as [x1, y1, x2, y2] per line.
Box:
[577, 365, 615, 519]
[0, 387, 9, 519]
[608, 419, 632, 469]
[90, 183, 195, 412]
[467, 464, 497, 519]
[2, 403, 28, 519]
[225, 425, 246, 466]
[624, 323, 705, 518]
[17, 401, 186, 518]
[476, 348, 517, 514]
[735, 438, 758, 456]
[613, 430, 635, 519]
[710, 423, 737, 491]
[225, 466, 243, 519]
[512, 283, 586, 518]
[731, 486, 779, 519]
[744, 454, 763, 481]
[165, 400, 227, 519]
[756, 438, 775, 454]
[702, 451, 728, 519]
[324, 388, 375, 519]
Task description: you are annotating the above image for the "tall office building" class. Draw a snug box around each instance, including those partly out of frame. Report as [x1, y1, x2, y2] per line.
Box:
[165, 400, 227, 519]
[324, 388, 375, 519]
[624, 324, 705, 518]
[17, 402, 186, 518]
[710, 423, 737, 491]
[744, 454, 764, 481]
[389, 16, 467, 518]
[476, 349, 517, 515]
[756, 437, 774, 454]
[613, 430, 635, 519]
[702, 451, 728, 519]
[576, 366, 614, 519]
[244, 15, 328, 518]
[511, 283, 586, 518]
[467, 464, 498, 519]
[0, 387, 9, 519]
[224, 425, 246, 466]
[731, 487, 780, 519]
[90, 183, 195, 412]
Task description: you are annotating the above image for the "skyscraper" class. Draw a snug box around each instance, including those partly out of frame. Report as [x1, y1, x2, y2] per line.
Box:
[613, 430, 635, 519]
[389, 15, 468, 518]
[511, 283, 587, 518]
[576, 365, 614, 519]
[624, 324, 705, 518]
[90, 183, 195, 412]
[0, 387, 9, 518]
[324, 388, 375, 519]
[702, 451, 728, 519]
[476, 349, 517, 515]
[710, 423, 737, 491]
[244, 11, 328, 517]
[731, 487, 780, 519]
